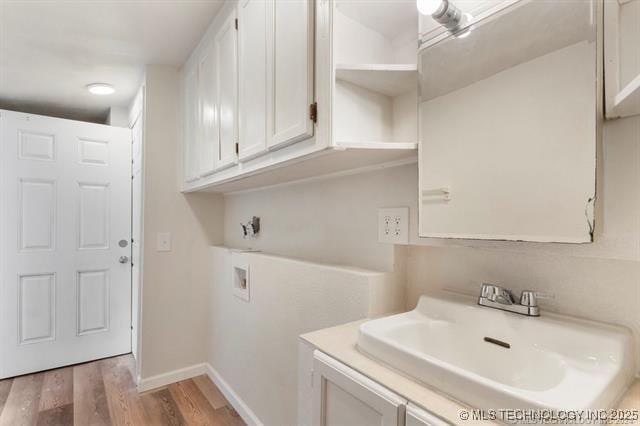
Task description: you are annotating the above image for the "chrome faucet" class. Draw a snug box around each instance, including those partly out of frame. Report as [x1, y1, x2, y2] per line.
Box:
[478, 283, 552, 317]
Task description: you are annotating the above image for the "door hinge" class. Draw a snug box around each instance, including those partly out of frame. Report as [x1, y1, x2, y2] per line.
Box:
[235, 18, 238, 30]
[309, 102, 318, 123]
[235, 142, 239, 155]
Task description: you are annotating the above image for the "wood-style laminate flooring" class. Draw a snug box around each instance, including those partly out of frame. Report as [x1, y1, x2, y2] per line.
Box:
[0, 355, 245, 426]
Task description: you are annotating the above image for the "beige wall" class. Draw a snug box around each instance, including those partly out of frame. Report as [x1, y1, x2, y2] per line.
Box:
[223, 115, 640, 360]
[224, 164, 417, 272]
[140, 65, 224, 379]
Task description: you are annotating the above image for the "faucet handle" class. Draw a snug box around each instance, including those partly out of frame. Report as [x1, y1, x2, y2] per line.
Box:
[519, 290, 554, 307]
[480, 283, 515, 305]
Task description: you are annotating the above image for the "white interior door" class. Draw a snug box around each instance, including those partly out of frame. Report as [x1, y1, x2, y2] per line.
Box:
[0, 110, 132, 379]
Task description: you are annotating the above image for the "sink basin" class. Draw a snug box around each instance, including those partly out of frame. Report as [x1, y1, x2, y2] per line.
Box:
[357, 293, 635, 411]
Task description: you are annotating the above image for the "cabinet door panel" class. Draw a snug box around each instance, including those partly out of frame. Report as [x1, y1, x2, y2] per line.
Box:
[238, 0, 268, 161]
[216, 12, 239, 169]
[198, 45, 218, 176]
[184, 67, 200, 183]
[267, 0, 314, 150]
[312, 351, 406, 426]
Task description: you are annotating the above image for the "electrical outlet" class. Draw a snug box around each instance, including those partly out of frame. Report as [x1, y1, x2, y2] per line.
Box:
[378, 207, 409, 244]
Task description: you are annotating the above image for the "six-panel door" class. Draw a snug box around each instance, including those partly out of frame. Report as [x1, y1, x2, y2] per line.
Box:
[0, 110, 132, 378]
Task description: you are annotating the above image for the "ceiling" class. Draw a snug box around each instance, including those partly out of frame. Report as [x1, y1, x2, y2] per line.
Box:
[0, 0, 225, 123]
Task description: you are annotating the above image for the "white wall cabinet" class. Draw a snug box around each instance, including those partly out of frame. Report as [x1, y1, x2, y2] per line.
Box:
[267, 0, 315, 150]
[216, 11, 239, 170]
[604, 0, 640, 119]
[238, 0, 268, 161]
[181, 0, 419, 193]
[312, 351, 407, 426]
[198, 45, 218, 177]
[183, 67, 200, 183]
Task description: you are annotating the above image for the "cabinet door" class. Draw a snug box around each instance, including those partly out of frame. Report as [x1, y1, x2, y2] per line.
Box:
[406, 404, 450, 426]
[312, 351, 406, 426]
[183, 66, 200, 183]
[266, 0, 315, 150]
[198, 44, 218, 176]
[238, 0, 268, 161]
[216, 11, 239, 169]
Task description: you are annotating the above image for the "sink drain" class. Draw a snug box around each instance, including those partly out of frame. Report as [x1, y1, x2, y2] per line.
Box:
[483, 336, 511, 349]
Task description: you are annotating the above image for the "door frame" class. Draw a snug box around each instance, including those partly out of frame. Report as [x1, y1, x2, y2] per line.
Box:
[128, 86, 145, 385]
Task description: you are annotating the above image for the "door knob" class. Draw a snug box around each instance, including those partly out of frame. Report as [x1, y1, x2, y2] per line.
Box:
[119, 256, 129, 264]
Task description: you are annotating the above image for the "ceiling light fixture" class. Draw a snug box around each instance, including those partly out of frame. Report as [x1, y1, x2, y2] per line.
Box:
[417, 0, 467, 32]
[87, 83, 115, 95]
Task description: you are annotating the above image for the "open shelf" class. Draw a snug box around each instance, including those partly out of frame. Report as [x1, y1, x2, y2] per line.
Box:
[335, 141, 417, 150]
[604, 0, 640, 119]
[189, 144, 418, 193]
[612, 74, 640, 118]
[335, 64, 417, 97]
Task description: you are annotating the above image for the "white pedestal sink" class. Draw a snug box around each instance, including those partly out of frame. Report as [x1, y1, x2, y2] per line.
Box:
[358, 293, 635, 411]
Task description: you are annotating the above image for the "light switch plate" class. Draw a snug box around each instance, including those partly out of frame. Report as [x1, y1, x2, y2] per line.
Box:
[378, 207, 409, 245]
[156, 232, 171, 252]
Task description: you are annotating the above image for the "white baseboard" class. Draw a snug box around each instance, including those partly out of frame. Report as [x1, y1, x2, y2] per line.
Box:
[205, 363, 263, 426]
[137, 363, 208, 392]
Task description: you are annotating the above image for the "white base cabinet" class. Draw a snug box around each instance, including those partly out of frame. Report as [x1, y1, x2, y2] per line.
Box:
[406, 404, 450, 426]
[301, 347, 450, 426]
[313, 351, 407, 426]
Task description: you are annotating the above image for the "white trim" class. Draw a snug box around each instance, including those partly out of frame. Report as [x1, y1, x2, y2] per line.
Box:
[137, 363, 208, 392]
[205, 364, 264, 426]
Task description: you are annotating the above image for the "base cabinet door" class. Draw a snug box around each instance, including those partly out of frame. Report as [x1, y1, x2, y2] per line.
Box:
[406, 404, 451, 426]
[312, 350, 407, 426]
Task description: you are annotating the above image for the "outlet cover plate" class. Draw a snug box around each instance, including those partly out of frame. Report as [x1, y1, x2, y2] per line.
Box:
[378, 207, 409, 245]
[156, 232, 171, 252]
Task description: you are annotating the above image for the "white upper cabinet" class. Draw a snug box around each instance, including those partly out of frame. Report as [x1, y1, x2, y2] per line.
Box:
[238, 0, 268, 161]
[181, 0, 420, 192]
[604, 0, 640, 119]
[267, 0, 315, 150]
[183, 67, 200, 183]
[216, 11, 239, 170]
[198, 45, 218, 176]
